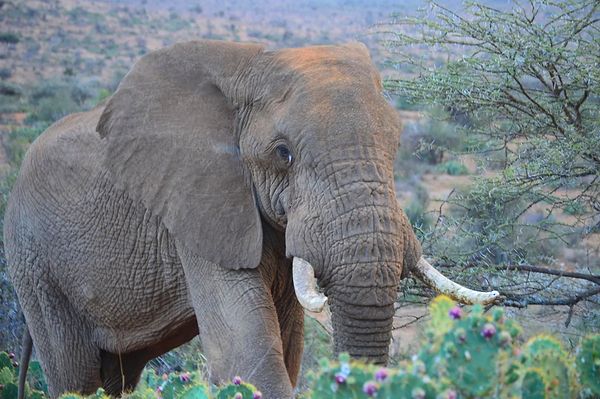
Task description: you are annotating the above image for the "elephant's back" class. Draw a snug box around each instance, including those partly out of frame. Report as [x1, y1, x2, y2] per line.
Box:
[4, 107, 193, 350]
[5, 105, 103, 241]
[5, 106, 105, 247]
[19, 104, 106, 192]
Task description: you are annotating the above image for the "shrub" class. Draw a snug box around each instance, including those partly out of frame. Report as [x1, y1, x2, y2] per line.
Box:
[0, 351, 46, 399]
[309, 296, 599, 399]
[0, 68, 12, 80]
[437, 160, 469, 176]
[384, 0, 600, 307]
[7, 297, 587, 399]
[399, 108, 465, 165]
[5, 125, 48, 167]
[0, 32, 19, 44]
[402, 183, 431, 234]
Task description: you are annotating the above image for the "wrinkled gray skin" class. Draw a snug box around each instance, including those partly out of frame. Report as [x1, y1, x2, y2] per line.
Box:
[4, 41, 421, 398]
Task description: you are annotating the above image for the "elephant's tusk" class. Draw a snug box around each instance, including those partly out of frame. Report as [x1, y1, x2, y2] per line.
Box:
[413, 257, 501, 305]
[292, 257, 328, 312]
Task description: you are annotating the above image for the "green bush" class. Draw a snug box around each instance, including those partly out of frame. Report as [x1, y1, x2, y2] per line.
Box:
[437, 160, 469, 176]
[0, 351, 47, 399]
[309, 297, 599, 399]
[398, 183, 431, 237]
[399, 108, 465, 165]
[385, 0, 600, 306]
[0, 297, 580, 399]
[5, 125, 47, 167]
[0, 33, 19, 44]
[56, 375, 261, 399]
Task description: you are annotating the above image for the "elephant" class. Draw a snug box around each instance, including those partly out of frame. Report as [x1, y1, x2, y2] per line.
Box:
[4, 40, 499, 399]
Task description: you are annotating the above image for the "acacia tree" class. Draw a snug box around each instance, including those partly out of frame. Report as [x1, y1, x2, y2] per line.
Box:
[382, 0, 599, 325]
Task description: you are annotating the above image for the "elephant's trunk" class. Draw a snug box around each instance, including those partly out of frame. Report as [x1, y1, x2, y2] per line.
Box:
[327, 282, 398, 364]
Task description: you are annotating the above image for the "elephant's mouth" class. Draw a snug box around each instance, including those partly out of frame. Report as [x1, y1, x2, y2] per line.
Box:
[292, 256, 500, 313]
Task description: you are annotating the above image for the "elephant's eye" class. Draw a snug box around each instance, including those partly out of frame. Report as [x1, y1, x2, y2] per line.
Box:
[275, 144, 293, 166]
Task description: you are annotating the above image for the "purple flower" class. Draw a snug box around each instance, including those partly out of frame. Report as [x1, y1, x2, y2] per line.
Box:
[374, 368, 389, 382]
[334, 373, 346, 384]
[363, 381, 378, 397]
[7, 353, 15, 359]
[179, 372, 191, 383]
[481, 323, 497, 339]
[232, 376, 242, 385]
[446, 390, 457, 399]
[234, 393, 243, 399]
[448, 306, 462, 320]
[253, 391, 263, 399]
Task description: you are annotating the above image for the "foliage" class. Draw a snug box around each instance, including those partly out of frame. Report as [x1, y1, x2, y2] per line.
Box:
[299, 316, 333, 392]
[26, 78, 106, 123]
[398, 107, 465, 166]
[309, 296, 599, 399]
[401, 182, 432, 236]
[576, 334, 600, 396]
[437, 160, 469, 176]
[56, 374, 261, 399]
[383, 0, 600, 309]
[0, 33, 19, 44]
[521, 335, 579, 398]
[2, 297, 598, 399]
[0, 352, 46, 399]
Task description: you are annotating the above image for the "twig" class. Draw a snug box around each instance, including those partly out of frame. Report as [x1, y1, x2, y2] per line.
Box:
[502, 286, 600, 308]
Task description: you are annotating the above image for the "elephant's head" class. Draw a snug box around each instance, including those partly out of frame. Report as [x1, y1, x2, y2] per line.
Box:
[97, 41, 498, 364]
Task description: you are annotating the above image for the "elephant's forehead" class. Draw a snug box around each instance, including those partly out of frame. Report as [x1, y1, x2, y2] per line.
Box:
[278, 88, 401, 158]
[273, 45, 380, 89]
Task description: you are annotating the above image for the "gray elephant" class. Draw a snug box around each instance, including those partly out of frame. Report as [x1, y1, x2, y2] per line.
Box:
[4, 40, 498, 398]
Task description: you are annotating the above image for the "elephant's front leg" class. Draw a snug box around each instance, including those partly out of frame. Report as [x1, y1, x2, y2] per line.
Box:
[179, 248, 293, 398]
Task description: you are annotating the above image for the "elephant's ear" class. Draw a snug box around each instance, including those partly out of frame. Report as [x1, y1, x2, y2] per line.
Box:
[97, 41, 264, 270]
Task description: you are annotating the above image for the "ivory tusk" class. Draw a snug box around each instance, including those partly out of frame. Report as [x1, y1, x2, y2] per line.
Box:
[413, 257, 501, 305]
[292, 257, 328, 312]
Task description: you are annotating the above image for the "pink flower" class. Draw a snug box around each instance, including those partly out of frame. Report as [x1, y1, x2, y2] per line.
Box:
[375, 368, 389, 382]
[253, 391, 263, 399]
[481, 323, 496, 339]
[449, 306, 462, 320]
[334, 373, 346, 384]
[179, 372, 191, 383]
[363, 381, 378, 397]
[232, 376, 242, 385]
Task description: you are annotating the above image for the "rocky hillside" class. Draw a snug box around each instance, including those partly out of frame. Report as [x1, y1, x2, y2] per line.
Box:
[0, 0, 410, 86]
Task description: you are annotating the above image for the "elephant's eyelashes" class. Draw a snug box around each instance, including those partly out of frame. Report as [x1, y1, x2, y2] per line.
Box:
[275, 144, 293, 166]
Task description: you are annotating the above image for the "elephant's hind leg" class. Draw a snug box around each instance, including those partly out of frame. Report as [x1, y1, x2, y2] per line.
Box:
[15, 269, 102, 397]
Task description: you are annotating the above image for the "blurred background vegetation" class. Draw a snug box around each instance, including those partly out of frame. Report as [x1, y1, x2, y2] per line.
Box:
[0, 0, 598, 394]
